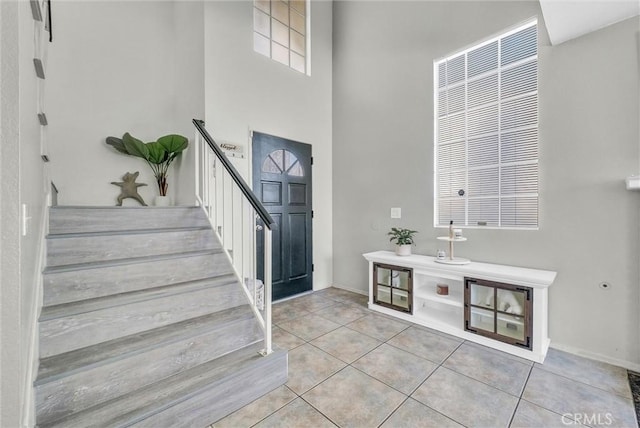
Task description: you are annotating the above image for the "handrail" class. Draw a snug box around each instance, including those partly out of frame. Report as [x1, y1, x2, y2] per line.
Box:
[192, 118, 274, 356]
[192, 119, 275, 229]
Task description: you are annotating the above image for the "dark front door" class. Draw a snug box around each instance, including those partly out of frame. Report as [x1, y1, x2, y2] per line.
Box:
[252, 131, 313, 301]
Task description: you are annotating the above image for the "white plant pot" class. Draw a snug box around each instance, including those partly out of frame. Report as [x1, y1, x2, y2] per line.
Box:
[154, 195, 171, 207]
[395, 244, 412, 256]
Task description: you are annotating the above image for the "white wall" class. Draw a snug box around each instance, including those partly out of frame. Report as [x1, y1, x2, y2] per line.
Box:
[332, 1, 640, 369]
[204, 1, 334, 290]
[1, 1, 50, 425]
[47, 1, 204, 207]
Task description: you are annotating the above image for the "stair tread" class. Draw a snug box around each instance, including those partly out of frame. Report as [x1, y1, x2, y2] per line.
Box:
[46, 226, 211, 239]
[42, 343, 284, 428]
[35, 305, 256, 385]
[42, 248, 225, 274]
[40, 274, 237, 320]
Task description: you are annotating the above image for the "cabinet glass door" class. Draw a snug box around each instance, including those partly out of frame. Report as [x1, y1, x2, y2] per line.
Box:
[464, 277, 532, 349]
[376, 285, 391, 304]
[373, 263, 412, 313]
[469, 307, 494, 332]
[392, 288, 410, 310]
[391, 270, 410, 290]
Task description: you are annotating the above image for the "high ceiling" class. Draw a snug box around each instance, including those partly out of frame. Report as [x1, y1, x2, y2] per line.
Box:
[539, 0, 640, 45]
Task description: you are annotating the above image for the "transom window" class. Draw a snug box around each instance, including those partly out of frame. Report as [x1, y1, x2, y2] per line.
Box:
[253, 0, 308, 74]
[434, 20, 538, 229]
[262, 149, 304, 177]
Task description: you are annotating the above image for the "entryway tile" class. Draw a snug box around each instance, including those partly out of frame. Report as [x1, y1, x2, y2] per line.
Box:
[285, 343, 346, 395]
[278, 313, 341, 341]
[412, 366, 519, 427]
[289, 293, 338, 312]
[380, 398, 463, 428]
[536, 348, 632, 398]
[252, 398, 336, 428]
[303, 366, 406, 428]
[510, 399, 587, 427]
[272, 326, 305, 351]
[522, 367, 637, 428]
[314, 287, 359, 302]
[338, 292, 368, 306]
[387, 326, 461, 364]
[272, 303, 311, 325]
[346, 313, 409, 341]
[352, 343, 437, 395]
[310, 326, 381, 364]
[443, 342, 531, 396]
[211, 385, 297, 428]
[314, 302, 370, 325]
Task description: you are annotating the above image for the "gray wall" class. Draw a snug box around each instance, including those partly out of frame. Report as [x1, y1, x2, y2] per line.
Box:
[203, 1, 334, 290]
[1, 1, 50, 425]
[332, 1, 640, 368]
[47, 1, 204, 206]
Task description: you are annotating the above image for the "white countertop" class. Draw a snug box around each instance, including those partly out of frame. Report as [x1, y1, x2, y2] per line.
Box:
[363, 251, 556, 289]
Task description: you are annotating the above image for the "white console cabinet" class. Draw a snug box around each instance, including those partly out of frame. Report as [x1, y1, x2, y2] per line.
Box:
[363, 251, 556, 362]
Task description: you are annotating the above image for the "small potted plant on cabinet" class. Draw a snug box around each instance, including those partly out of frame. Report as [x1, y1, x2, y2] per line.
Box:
[388, 227, 418, 256]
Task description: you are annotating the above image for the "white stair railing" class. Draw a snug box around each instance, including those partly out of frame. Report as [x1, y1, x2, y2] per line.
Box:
[193, 119, 274, 355]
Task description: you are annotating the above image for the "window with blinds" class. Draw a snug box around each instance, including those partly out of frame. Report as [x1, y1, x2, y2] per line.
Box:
[253, 0, 308, 75]
[434, 20, 538, 229]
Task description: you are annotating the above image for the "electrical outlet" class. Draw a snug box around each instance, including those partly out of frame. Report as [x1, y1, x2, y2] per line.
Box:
[390, 207, 401, 219]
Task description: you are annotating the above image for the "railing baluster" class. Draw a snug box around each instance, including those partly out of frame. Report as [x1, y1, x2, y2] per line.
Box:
[262, 227, 272, 355]
[192, 119, 274, 356]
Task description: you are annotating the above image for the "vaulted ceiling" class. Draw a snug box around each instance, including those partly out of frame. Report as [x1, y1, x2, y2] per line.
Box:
[539, 0, 640, 45]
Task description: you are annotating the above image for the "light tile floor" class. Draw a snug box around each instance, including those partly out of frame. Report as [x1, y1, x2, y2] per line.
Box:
[211, 287, 638, 428]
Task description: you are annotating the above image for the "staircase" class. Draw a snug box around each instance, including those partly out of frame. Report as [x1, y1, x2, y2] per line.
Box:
[35, 206, 287, 427]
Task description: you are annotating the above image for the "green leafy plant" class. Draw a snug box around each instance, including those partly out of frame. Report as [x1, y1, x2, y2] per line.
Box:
[388, 227, 418, 246]
[106, 132, 188, 197]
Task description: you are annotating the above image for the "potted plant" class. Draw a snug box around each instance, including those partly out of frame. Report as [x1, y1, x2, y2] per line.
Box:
[106, 132, 188, 206]
[388, 227, 418, 256]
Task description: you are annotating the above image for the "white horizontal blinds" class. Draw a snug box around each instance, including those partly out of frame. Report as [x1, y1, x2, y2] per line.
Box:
[253, 0, 307, 74]
[435, 20, 538, 228]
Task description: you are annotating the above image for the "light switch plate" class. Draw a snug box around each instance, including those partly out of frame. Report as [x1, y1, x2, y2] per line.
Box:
[390, 207, 401, 219]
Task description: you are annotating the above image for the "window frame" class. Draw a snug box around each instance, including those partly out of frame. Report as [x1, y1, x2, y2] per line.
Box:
[253, 0, 310, 75]
[433, 18, 539, 231]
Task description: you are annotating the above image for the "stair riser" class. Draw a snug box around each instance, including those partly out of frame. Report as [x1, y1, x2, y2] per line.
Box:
[49, 207, 210, 234]
[40, 282, 247, 358]
[46, 229, 219, 267]
[133, 351, 288, 428]
[43, 252, 233, 306]
[36, 318, 263, 425]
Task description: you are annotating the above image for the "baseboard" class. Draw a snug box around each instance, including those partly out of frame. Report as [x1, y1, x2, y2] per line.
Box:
[330, 283, 368, 297]
[550, 342, 640, 373]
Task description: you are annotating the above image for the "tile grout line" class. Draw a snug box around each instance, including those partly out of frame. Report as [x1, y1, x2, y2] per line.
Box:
[302, 301, 478, 428]
[293, 304, 414, 427]
[505, 364, 534, 428]
[532, 363, 635, 401]
[245, 386, 299, 428]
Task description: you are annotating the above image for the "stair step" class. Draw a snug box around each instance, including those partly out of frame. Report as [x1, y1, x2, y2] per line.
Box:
[46, 227, 219, 267]
[39, 276, 248, 358]
[43, 250, 233, 306]
[40, 274, 237, 320]
[35, 306, 265, 426]
[41, 343, 287, 428]
[49, 206, 210, 234]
